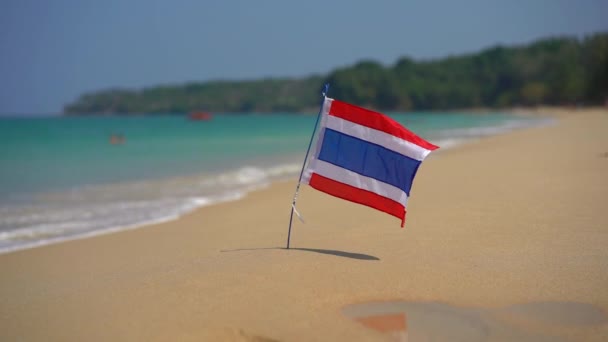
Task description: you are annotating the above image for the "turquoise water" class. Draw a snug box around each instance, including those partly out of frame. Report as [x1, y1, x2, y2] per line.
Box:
[0, 115, 316, 196]
[0, 111, 552, 253]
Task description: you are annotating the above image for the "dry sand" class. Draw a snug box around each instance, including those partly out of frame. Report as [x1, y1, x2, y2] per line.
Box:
[1, 108, 607, 341]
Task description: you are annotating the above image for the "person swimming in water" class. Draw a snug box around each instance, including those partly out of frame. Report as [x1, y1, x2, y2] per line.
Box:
[109, 133, 125, 145]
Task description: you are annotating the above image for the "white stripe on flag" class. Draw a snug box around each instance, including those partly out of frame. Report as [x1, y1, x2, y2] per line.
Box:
[305, 159, 409, 207]
[310, 97, 332, 164]
[324, 115, 432, 161]
[302, 98, 332, 185]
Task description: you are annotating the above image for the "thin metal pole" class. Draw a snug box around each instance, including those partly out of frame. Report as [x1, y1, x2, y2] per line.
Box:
[286, 83, 329, 249]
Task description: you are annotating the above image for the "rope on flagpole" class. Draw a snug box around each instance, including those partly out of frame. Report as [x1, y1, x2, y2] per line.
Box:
[286, 83, 329, 249]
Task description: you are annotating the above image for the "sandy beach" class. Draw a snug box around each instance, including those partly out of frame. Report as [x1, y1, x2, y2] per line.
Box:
[1, 108, 607, 341]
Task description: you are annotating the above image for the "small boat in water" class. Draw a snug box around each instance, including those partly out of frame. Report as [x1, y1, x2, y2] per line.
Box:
[188, 111, 213, 121]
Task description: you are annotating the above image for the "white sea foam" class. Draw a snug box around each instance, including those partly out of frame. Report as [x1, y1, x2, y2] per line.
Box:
[429, 138, 467, 150]
[428, 116, 555, 151]
[433, 116, 554, 140]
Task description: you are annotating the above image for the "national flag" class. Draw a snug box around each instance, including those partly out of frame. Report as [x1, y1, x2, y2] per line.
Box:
[302, 97, 439, 227]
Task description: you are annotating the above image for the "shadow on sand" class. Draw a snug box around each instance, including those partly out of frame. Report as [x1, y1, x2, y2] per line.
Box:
[220, 247, 379, 261]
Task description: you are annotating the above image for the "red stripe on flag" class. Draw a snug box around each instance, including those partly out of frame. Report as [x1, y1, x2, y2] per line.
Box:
[328, 100, 439, 151]
[309, 173, 406, 227]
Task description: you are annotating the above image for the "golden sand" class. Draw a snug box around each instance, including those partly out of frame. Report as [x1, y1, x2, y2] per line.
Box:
[1, 108, 607, 341]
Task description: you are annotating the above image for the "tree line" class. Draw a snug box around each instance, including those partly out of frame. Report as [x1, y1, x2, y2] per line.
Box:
[64, 33, 608, 115]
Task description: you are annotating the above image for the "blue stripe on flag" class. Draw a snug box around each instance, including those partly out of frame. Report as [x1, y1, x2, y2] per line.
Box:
[318, 129, 421, 195]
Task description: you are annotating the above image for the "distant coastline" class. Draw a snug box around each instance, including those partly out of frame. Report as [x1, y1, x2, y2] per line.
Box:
[64, 33, 608, 115]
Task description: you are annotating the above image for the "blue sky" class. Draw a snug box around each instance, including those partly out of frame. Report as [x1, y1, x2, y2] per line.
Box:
[1, 0, 607, 115]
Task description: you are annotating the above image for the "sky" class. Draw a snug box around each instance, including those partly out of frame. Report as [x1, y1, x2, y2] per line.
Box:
[1, 0, 607, 115]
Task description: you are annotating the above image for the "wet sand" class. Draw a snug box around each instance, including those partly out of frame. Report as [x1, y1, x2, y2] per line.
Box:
[344, 300, 608, 341]
[1, 108, 607, 341]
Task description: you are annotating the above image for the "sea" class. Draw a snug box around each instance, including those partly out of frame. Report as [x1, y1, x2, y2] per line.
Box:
[0, 111, 553, 254]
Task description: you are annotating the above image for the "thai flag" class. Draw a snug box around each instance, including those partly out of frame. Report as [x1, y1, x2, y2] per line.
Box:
[302, 97, 439, 227]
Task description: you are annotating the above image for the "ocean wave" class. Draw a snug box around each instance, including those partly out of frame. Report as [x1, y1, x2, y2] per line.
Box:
[424, 116, 556, 153]
[430, 116, 555, 142]
[0, 163, 301, 254]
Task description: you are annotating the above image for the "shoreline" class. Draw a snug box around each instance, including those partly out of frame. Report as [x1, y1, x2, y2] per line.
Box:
[1, 107, 607, 341]
[0, 110, 556, 256]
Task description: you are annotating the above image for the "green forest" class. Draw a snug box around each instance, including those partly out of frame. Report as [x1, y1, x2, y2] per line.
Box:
[64, 33, 608, 115]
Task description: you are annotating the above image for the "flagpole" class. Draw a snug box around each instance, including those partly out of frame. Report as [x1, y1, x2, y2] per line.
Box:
[286, 83, 329, 249]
